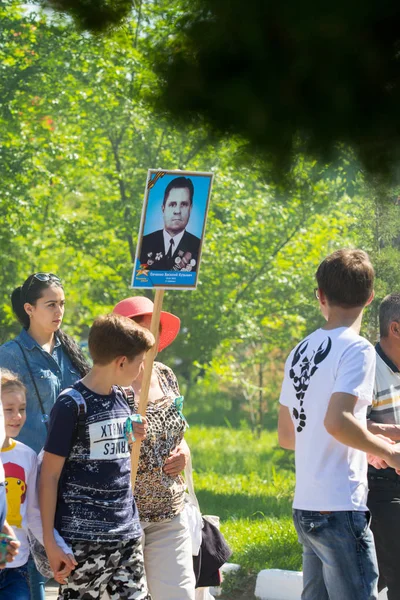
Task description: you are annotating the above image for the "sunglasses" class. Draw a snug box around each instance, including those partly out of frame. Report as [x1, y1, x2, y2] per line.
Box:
[21, 273, 62, 302]
[33, 272, 61, 283]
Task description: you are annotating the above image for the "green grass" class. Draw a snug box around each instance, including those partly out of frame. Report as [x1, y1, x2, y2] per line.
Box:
[185, 426, 302, 582]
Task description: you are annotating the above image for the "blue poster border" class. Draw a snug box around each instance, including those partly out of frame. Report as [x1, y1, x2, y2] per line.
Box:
[132, 169, 214, 290]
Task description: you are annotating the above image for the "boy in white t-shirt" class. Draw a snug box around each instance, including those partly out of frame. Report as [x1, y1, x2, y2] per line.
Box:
[0, 369, 75, 599]
[278, 249, 400, 600]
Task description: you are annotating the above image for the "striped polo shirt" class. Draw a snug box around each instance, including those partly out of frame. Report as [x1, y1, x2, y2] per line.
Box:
[369, 343, 400, 425]
[368, 343, 400, 480]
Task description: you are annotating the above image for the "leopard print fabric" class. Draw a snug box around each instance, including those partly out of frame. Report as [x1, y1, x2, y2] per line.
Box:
[134, 362, 187, 522]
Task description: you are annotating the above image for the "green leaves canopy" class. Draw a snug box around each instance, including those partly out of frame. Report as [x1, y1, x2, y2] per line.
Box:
[32, 0, 400, 182]
[2, 2, 397, 427]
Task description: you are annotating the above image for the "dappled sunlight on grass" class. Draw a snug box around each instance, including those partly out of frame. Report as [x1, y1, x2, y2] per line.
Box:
[222, 517, 301, 572]
[193, 473, 293, 519]
[185, 427, 300, 577]
[186, 426, 294, 476]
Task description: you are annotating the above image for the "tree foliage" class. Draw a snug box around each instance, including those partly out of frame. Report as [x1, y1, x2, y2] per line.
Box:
[352, 183, 400, 342]
[32, 0, 400, 181]
[2, 1, 398, 429]
[41, 0, 133, 31]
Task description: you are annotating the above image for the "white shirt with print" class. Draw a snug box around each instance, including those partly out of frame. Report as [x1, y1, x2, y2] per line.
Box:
[279, 326, 376, 512]
[2, 440, 71, 568]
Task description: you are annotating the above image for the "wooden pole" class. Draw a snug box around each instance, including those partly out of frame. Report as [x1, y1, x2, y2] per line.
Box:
[130, 288, 165, 490]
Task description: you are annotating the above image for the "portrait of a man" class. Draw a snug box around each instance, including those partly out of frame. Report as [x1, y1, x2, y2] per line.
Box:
[139, 176, 200, 272]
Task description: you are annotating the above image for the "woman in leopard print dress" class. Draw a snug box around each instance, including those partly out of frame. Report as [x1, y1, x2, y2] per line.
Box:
[113, 296, 195, 600]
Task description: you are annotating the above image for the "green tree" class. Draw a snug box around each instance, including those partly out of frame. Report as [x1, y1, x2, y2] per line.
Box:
[0, 2, 370, 424]
[35, 0, 400, 182]
[353, 182, 400, 342]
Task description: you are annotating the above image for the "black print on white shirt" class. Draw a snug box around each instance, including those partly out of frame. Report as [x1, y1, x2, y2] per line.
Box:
[289, 337, 332, 432]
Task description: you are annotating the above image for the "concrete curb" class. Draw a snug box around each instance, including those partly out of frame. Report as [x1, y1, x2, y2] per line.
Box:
[255, 570, 302, 600]
[254, 569, 388, 600]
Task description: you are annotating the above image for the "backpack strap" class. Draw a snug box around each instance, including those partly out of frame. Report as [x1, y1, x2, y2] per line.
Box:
[59, 387, 87, 443]
[116, 386, 135, 413]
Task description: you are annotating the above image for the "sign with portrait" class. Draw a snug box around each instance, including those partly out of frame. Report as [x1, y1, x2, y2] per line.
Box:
[132, 169, 214, 289]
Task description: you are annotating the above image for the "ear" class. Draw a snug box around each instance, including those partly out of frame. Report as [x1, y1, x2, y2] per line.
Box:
[23, 302, 33, 318]
[365, 290, 375, 307]
[318, 288, 327, 305]
[389, 321, 400, 338]
[161, 203, 165, 213]
[116, 356, 127, 369]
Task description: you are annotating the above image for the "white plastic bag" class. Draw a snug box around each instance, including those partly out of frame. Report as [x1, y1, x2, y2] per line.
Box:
[184, 454, 203, 556]
[184, 494, 203, 556]
[195, 588, 215, 600]
[185, 457, 227, 597]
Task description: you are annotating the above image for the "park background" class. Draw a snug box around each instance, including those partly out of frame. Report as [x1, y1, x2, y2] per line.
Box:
[1, 2, 400, 597]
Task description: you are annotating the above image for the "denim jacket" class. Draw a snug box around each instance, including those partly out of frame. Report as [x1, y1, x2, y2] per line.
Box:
[0, 329, 81, 453]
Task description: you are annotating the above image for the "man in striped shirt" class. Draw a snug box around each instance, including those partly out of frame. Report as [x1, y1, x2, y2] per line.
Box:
[368, 293, 400, 600]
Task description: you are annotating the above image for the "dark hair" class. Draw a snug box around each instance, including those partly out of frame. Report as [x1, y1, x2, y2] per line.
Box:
[88, 314, 155, 365]
[11, 274, 90, 377]
[379, 293, 400, 338]
[162, 177, 194, 207]
[316, 249, 374, 308]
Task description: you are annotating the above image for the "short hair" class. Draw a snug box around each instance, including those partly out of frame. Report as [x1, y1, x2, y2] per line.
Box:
[163, 177, 194, 207]
[1, 369, 26, 397]
[379, 293, 400, 338]
[88, 314, 155, 365]
[316, 249, 374, 308]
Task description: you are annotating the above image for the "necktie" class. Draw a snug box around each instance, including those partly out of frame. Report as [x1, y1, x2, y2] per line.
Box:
[166, 238, 174, 267]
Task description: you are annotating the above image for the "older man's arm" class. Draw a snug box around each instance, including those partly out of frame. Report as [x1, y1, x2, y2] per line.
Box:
[367, 419, 400, 441]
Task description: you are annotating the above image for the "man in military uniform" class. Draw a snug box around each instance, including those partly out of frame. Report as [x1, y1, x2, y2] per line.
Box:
[139, 176, 200, 272]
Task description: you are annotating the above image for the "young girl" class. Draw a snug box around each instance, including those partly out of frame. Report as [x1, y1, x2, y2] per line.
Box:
[0, 370, 75, 599]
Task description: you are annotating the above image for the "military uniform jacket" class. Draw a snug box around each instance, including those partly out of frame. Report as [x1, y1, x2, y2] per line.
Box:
[139, 229, 200, 271]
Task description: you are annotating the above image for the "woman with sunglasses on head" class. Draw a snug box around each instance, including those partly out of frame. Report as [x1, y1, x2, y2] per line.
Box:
[113, 296, 195, 600]
[0, 272, 89, 600]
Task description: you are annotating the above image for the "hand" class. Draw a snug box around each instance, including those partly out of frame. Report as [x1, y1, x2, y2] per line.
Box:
[369, 434, 396, 468]
[54, 553, 77, 585]
[368, 434, 395, 469]
[163, 445, 188, 476]
[381, 440, 400, 474]
[0, 521, 20, 568]
[45, 541, 77, 584]
[368, 455, 389, 469]
[132, 416, 148, 442]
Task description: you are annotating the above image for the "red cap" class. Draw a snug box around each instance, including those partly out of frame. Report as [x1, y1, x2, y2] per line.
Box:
[113, 296, 180, 352]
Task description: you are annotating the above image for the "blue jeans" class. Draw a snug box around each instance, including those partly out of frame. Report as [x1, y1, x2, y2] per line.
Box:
[293, 509, 379, 600]
[0, 564, 30, 599]
[27, 557, 46, 600]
